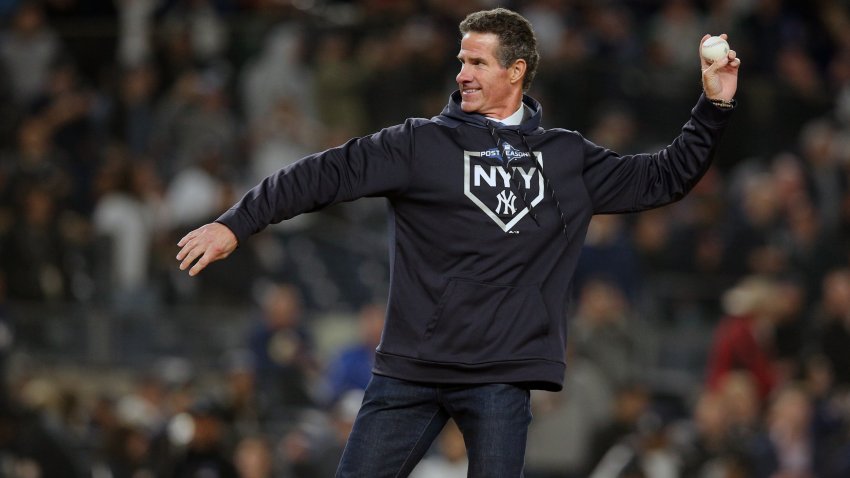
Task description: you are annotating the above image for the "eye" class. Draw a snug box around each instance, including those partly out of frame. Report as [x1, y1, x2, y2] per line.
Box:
[457, 56, 486, 67]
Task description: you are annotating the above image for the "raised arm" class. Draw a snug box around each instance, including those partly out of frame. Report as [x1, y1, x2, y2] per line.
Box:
[582, 34, 741, 214]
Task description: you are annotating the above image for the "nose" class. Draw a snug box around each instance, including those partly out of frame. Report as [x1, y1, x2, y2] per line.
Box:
[456, 64, 472, 84]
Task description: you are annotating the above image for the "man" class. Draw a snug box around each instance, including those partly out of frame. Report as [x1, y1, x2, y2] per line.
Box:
[176, 8, 740, 477]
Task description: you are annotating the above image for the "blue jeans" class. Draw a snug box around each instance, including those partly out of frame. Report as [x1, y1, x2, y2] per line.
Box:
[336, 374, 532, 478]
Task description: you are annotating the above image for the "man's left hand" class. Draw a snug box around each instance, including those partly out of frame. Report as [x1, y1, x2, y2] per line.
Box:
[701, 33, 741, 101]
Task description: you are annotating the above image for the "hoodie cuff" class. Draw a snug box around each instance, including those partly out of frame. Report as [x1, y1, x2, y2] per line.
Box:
[692, 93, 735, 127]
[215, 208, 252, 247]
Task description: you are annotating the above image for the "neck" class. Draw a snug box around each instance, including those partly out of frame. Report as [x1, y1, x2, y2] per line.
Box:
[486, 99, 524, 123]
[484, 91, 524, 120]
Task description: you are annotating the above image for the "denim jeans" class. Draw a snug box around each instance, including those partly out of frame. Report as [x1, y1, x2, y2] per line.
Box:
[336, 374, 532, 478]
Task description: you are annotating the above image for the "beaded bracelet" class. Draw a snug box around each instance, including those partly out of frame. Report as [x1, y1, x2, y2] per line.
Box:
[709, 98, 735, 109]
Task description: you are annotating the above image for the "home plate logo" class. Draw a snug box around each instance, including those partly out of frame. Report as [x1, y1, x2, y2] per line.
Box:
[464, 150, 544, 232]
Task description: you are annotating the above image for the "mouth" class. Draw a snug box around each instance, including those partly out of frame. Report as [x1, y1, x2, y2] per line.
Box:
[460, 87, 480, 97]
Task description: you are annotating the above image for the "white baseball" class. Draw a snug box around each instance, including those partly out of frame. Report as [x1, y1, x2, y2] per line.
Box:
[701, 36, 729, 63]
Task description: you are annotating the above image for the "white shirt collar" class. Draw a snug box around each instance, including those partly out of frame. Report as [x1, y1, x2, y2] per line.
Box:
[492, 103, 526, 126]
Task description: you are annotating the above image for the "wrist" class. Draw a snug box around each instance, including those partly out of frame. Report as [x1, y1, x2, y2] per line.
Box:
[708, 97, 735, 109]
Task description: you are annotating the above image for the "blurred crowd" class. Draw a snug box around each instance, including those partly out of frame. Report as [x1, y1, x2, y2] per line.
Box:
[1, 0, 850, 477]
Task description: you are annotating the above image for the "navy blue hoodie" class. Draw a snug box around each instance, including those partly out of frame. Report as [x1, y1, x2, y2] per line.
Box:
[217, 91, 733, 391]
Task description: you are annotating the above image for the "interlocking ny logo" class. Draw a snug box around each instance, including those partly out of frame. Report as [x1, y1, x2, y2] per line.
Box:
[495, 190, 517, 215]
[464, 150, 544, 232]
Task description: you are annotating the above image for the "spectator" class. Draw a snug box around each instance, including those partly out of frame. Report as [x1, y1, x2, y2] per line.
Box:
[519, 0, 569, 60]
[0, 185, 72, 301]
[812, 268, 850, 387]
[247, 96, 322, 187]
[714, 371, 774, 477]
[219, 349, 263, 436]
[526, 341, 613, 478]
[168, 399, 238, 478]
[238, 24, 314, 127]
[649, 0, 704, 71]
[102, 423, 157, 478]
[0, 1, 61, 106]
[675, 389, 734, 477]
[1, 116, 73, 212]
[312, 31, 369, 137]
[116, 0, 158, 68]
[586, 383, 652, 477]
[111, 63, 160, 155]
[773, 51, 834, 153]
[705, 276, 788, 402]
[282, 389, 363, 478]
[233, 434, 276, 478]
[409, 419, 468, 478]
[91, 151, 162, 307]
[151, 68, 238, 179]
[0, 396, 84, 477]
[248, 282, 316, 415]
[31, 57, 99, 212]
[798, 119, 847, 232]
[323, 302, 385, 406]
[762, 385, 821, 478]
[722, 171, 785, 277]
[0, 276, 11, 399]
[571, 278, 641, 390]
[574, 215, 641, 301]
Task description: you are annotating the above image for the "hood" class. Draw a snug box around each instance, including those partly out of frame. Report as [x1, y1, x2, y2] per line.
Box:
[433, 91, 544, 135]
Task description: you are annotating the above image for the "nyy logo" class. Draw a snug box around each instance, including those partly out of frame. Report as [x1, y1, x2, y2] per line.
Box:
[495, 190, 517, 215]
[464, 149, 544, 232]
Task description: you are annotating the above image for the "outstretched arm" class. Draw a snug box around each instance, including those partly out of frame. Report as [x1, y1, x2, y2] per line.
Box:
[174, 120, 417, 276]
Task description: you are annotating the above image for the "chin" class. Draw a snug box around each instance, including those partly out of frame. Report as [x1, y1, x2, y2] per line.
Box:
[460, 102, 479, 113]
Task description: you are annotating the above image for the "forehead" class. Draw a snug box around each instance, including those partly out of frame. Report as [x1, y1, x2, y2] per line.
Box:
[458, 32, 501, 59]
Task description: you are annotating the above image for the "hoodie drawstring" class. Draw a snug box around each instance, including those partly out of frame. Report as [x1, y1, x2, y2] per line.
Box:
[485, 121, 570, 238]
[487, 121, 540, 227]
[519, 134, 570, 239]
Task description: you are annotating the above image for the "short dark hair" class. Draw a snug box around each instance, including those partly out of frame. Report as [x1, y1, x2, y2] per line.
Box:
[459, 8, 540, 92]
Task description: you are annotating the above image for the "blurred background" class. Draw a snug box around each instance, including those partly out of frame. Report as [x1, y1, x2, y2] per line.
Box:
[1, 0, 849, 477]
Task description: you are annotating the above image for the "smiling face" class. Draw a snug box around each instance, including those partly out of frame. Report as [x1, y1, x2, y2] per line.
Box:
[456, 32, 525, 120]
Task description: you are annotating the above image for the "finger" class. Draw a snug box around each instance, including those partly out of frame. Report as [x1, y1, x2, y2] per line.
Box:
[176, 239, 197, 261]
[177, 230, 196, 247]
[711, 56, 731, 71]
[719, 33, 728, 41]
[703, 59, 724, 76]
[699, 34, 714, 69]
[176, 242, 189, 261]
[189, 254, 211, 277]
[726, 49, 741, 66]
[179, 244, 205, 271]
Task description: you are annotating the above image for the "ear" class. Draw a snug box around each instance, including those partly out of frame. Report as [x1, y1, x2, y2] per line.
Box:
[509, 59, 527, 86]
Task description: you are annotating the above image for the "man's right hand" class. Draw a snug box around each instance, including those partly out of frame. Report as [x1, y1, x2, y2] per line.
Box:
[176, 222, 238, 276]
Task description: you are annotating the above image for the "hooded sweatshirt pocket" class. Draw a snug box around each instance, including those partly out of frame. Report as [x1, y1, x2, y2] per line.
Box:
[418, 278, 551, 364]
